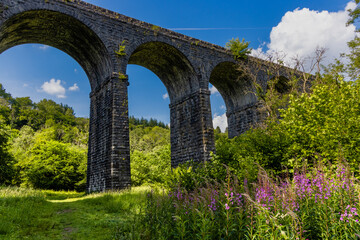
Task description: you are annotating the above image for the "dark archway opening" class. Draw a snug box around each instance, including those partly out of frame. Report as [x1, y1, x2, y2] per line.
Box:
[209, 61, 256, 139]
[128, 41, 199, 102]
[126, 64, 171, 187]
[0, 44, 90, 191]
[127, 41, 207, 167]
[0, 9, 114, 192]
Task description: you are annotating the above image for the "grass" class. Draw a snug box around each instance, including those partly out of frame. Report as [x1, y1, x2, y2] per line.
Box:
[0, 186, 150, 239]
[126, 164, 360, 239]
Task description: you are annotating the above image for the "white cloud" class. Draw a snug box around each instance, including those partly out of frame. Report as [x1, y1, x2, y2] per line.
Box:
[220, 105, 226, 110]
[213, 113, 228, 132]
[209, 85, 219, 94]
[69, 83, 79, 91]
[23, 83, 28, 88]
[40, 78, 66, 98]
[39, 45, 49, 51]
[252, 1, 357, 68]
[74, 68, 78, 73]
[162, 93, 169, 100]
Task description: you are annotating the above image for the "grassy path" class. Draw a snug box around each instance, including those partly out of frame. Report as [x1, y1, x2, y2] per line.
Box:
[0, 186, 149, 239]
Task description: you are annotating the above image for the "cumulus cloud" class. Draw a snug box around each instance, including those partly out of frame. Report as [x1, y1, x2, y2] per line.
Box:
[252, 1, 357, 68]
[213, 113, 228, 132]
[69, 83, 79, 91]
[162, 93, 169, 100]
[39, 45, 50, 51]
[209, 85, 219, 94]
[40, 78, 66, 98]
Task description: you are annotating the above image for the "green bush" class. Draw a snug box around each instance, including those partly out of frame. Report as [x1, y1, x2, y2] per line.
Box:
[277, 79, 360, 173]
[19, 140, 86, 191]
[131, 144, 171, 186]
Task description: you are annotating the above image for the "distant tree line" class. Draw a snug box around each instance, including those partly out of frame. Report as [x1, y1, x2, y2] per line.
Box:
[129, 116, 168, 130]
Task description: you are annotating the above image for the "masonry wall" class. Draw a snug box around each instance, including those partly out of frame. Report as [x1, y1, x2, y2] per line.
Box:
[227, 102, 265, 139]
[170, 89, 215, 167]
[87, 76, 131, 192]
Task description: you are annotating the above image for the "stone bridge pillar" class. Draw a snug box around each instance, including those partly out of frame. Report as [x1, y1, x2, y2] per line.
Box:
[87, 73, 131, 192]
[227, 102, 264, 138]
[170, 88, 215, 167]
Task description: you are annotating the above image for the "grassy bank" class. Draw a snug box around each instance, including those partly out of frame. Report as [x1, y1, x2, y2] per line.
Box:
[0, 186, 149, 240]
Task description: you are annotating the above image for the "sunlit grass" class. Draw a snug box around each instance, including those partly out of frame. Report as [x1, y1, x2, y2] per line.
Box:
[0, 185, 152, 239]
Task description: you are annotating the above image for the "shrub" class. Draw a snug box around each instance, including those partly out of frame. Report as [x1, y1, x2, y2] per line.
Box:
[131, 144, 171, 187]
[128, 162, 360, 239]
[19, 140, 86, 191]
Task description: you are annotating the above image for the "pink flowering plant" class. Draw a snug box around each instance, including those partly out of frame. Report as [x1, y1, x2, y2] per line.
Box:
[130, 162, 360, 239]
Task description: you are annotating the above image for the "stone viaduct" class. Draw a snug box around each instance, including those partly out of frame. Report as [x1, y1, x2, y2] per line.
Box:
[0, 0, 291, 192]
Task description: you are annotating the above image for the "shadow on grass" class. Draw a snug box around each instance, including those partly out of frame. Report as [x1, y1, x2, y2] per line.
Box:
[0, 186, 152, 239]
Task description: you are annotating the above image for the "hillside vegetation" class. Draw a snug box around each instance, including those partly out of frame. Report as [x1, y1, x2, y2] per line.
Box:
[0, 88, 171, 190]
[1, 3, 360, 239]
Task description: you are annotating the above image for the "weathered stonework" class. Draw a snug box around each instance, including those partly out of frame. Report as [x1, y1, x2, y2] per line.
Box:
[0, 0, 293, 192]
[170, 89, 214, 167]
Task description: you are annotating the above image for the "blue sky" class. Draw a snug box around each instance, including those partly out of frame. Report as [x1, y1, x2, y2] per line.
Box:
[0, 0, 356, 131]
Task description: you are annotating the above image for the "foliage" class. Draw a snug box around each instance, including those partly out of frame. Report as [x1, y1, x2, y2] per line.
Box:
[346, 0, 360, 78]
[125, 163, 360, 239]
[130, 125, 170, 152]
[1, 81, 173, 190]
[0, 118, 15, 185]
[276, 79, 360, 172]
[129, 115, 168, 129]
[165, 124, 293, 192]
[131, 144, 171, 186]
[0, 85, 78, 131]
[130, 124, 171, 187]
[18, 140, 87, 191]
[115, 40, 127, 57]
[225, 37, 252, 60]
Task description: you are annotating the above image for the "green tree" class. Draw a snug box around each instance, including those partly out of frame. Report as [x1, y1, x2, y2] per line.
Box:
[130, 126, 170, 152]
[277, 78, 360, 172]
[20, 140, 87, 190]
[131, 144, 171, 186]
[0, 118, 15, 185]
[129, 124, 171, 186]
[347, 0, 360, 78]
[225, 38, 252, 60]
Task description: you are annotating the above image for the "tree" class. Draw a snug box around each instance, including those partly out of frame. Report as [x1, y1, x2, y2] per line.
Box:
[131, 144, 171, 186]
[130, 126, 170, 152]
[129, 124, 171, 186]
[0, 118, 15, 185]
[225, 38, 252, 60]
[347, 0, 360, 78]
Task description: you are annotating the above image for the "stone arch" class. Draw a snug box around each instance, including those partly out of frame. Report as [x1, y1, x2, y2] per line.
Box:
[209, 61, 258, 138]
[0, 8, 123, 192]
[126, 41, 199, 102]
[209, 61, 256, 117]
[126, 41, 213, 167]
[0, 9, 113, 89]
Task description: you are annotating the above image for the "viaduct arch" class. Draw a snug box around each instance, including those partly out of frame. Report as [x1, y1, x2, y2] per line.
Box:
[0, 0, 291, 192]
